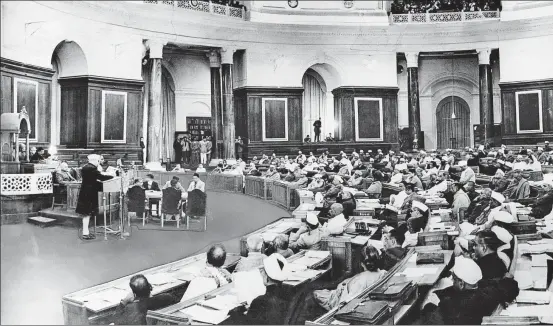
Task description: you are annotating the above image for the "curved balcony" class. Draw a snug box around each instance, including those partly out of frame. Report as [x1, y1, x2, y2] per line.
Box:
[143, 0, 246, 20]
[391, 10, 500, 23]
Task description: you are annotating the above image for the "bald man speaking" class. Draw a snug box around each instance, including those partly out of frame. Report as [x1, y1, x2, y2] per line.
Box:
[76, 154, 114, 240]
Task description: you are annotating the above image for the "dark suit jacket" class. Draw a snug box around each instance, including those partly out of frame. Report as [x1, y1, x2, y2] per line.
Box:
[75, 163, 113, 215]
[127, 185, 146, 214]
[114, 294, 178, 325]
[143, 181, 160, 191]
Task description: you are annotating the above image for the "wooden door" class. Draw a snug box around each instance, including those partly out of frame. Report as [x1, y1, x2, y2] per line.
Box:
[436, 96, 471, 149]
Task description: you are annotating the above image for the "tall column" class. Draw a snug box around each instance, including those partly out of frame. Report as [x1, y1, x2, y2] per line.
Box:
[145, 40, 165, 164]
[406, 52, 422, 150]
[207, 51, 222, 160]
[221, 48, 235, 159]
[478, 49, 494, 146]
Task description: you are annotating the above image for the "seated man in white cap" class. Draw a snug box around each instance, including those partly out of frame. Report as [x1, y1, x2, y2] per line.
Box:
[458, 161, 476, 184]
[307, 174, 325, 191]
[471, 191, 505, 226]
[230, 253, 291, 325]
[289, 170, 309, 188]
[234, 234, 266, 273]
[75, 154, 114, 240]
[465, 188, 492, 224]
[490, 226, 514, 270]
[289, 215, 329, 252]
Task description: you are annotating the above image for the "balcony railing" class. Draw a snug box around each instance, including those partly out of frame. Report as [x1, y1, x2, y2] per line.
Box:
[391, 10, 500, 23]
[143, 0, 245, 19]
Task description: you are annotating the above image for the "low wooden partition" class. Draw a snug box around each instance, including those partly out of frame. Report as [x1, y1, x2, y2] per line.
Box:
[269, 180, 300, 211]
[239, 217, 303, 256]
[244, 176, 270, 199]
[135, 170, 208, 188]
[205, 173, 243, 193]
[61, 252, 241, 325]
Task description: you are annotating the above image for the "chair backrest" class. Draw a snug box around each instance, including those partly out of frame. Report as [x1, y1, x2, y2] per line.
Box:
[162, 188, 181, 214]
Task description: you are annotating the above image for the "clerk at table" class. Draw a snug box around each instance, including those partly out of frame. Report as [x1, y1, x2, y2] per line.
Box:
[187, 173, 205, 192]
[143, 174, 160, 191]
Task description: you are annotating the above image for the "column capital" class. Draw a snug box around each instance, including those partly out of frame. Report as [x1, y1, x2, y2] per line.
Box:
[207, 50, 221, 68]
[145, 40, 167, 59]
[405, 52, 419, 68]
[477, 49, 492, 65]
[220, 48, 236, 65]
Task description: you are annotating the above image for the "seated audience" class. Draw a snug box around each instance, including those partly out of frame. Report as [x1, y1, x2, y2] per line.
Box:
[506, 170, 530, 200]
[403, 217, 423, 248]
[114, 274, 179, 325]
[127, 178, 146, 219]
[451, 182, 471, 219]
[234, 234, 266, 272]
[30, 147, 46, 163]
[531, 188, 553, 219]
[196, 164, 206, 173]
[143, 174, 160, 191]
[313, 245, 385, 311]
[322, 203, 348, 235]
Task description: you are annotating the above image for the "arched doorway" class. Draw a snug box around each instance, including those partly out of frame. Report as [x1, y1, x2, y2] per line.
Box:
[436, 96, 471, 149]
[302, 69, 326, 141]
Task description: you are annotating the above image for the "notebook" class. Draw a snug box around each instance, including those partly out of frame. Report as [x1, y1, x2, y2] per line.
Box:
[180, 304, 229, 324]
[516, 291, 551, 305]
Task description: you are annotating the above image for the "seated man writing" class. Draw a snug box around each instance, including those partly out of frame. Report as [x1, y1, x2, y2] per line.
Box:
[378, 228, 407, 271]
[289, 215, 329, 252]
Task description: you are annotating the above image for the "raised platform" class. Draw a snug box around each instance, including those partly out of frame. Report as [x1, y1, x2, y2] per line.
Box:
[27, 216, 58, 228]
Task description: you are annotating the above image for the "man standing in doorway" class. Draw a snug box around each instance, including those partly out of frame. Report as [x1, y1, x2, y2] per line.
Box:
[206, 136, 213, 164]
[200, 137, 208, 165]
[181, 135, 191, 165]
[139, 137, 145, 164]
[313, 117, 322, 142]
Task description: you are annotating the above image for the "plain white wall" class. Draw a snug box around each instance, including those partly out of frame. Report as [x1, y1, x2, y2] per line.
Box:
[499, 36, 553, 83]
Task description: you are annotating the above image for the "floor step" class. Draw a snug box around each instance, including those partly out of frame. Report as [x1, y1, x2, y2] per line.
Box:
[27, 216, 58, 228]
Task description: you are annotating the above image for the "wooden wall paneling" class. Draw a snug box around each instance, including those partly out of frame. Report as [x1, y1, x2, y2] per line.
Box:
[88, 88, 102, 145]
[233, 90, 248, 139]
[1, 75, 12, 114]
[342, 95, 355, 142]
[541, 88, 553, 132]
[247, 96, 262, 142]
[288, 96, 302, 141]
[501, 91, 516, 135]
[37, 82, 51, 143]
[127, 92, 142, 145]
[383, 96, 399, 143]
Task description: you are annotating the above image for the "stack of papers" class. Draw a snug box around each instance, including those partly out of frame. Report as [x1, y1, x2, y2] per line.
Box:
[180, 304, 229, 324]
[286, 269, 322, 282]
[352, 235, 370, 246]
[286, 263, 308, 272]
[200, 294, 243, 312]
[516, 291, 552, 304]
[396, 267, 439, 278]
[428, 223, 456, 232]
[146, 273, 176, 285]
[305, 250, 330, 259]
[515, 271, 534, 290]
[292, 256, 325, 268]
[260, 232, 279, 242]
[82, 287, 129, 310]
[531, 254, 552, 267]
[500, 303, 553, 317]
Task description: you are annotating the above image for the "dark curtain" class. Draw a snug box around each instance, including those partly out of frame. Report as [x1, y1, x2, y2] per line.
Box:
[104, 93, 126, 141]
[518, 92, 541, 131]
[357, 100, 381, 139]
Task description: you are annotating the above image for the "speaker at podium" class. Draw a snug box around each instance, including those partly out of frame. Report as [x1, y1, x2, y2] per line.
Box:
[100, 177, 122, 193]
[97, 177, 123, 240]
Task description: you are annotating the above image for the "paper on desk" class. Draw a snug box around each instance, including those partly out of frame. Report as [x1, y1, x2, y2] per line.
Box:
[429, 223, 455, 232]
[516, 291, 552, 304]
[514, 270, 534, 290]
[306, 250, 330, 259]
[532, 266, 548, 290]
[286, 269, 322, 281]
[408, 253, 418, 263]
[500, 302, 553, 317]
[82, 287, 128, 309]
[330, 319, 350, 325]
[180, 304, 229, 324]
[201, 294, 243, 312]
[397, 267, 439, 278]
[368, 239, 384, 251]
[532, 254, 552, 267]
[233, 269, 266, 305]
[292, 256, 324, 268]
[351, 235, 370, 246]
[146, 272, 176, 285]
[286, 263, 308, 272]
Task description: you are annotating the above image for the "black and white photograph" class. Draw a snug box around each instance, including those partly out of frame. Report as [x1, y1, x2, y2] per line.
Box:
[1, 0, 553, 325]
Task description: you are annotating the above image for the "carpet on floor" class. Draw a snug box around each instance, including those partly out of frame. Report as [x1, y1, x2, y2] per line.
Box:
[0, 191, 290, 325]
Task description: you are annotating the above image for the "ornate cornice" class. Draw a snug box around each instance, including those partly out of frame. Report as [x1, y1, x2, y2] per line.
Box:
[0, 57, 55, 80]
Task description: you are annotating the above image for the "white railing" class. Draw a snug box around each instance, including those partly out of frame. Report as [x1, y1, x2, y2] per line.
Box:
[391, 10, 500, 23]
[1, 173, 53, 196]
[143, 0, 245, 20]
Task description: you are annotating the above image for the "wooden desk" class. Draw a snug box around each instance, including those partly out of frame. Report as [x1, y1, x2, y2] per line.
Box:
[61, 252, 241, 325]
[239, 217, 302, 256]
[394, 248, 454, 287]
[146, 250, 331, 325]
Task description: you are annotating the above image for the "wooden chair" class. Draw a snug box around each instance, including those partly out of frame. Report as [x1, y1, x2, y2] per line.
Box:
[161, 188, 181, 228]
[127, 186, 147, 226]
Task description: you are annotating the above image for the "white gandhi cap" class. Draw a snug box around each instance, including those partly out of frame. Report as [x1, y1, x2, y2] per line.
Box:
[451, 256, 482, 285]
[491, 226, 513, 244]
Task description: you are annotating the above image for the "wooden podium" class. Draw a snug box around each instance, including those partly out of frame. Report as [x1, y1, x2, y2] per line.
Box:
[98, 177, 122, 240]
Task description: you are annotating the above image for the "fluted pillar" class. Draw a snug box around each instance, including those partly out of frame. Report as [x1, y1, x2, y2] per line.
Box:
[145, 40, 165, 164]
[478, 49, 494, 146]
[207, 51, 223, 160]
[406, 52, 421, 150]
[221, 48, 235, 159]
